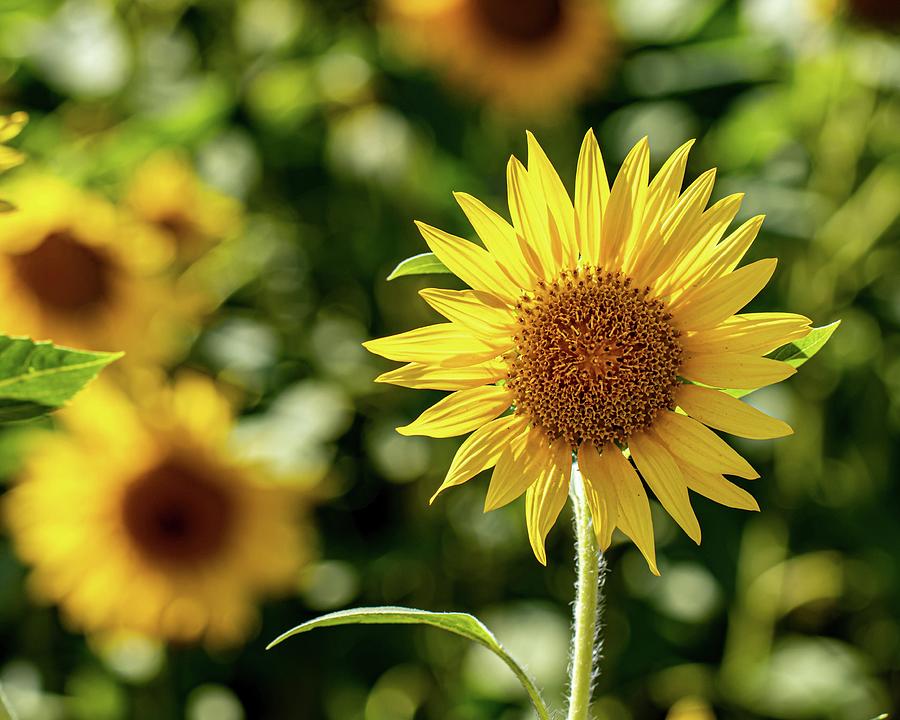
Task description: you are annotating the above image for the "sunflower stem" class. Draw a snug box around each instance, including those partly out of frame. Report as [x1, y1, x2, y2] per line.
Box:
[566, 466, 606, 720]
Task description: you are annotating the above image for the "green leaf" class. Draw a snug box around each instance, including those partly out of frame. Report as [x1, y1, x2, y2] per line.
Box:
[268, 606, 551, 720]
[0, 336, 123, 422]
[0, 683, 18, 720]
[729, 321, 839, 398]
[767, 320, 841, 367]
[386, 253, 452, 280]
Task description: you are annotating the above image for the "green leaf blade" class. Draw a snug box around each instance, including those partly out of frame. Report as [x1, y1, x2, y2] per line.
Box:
[386, 253, 451, 280]
[268, 606, 550, 720]
[0, 336, 123, 422]
[767, 320, 841, 367]
[729, 321, 839, 398]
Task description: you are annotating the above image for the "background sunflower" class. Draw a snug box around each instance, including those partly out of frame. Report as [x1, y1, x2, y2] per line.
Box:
[0, 0, 897, 718]
[381, 0, 616, 114]
[0, 175, 184, 363]
[5, 376, 312, 648]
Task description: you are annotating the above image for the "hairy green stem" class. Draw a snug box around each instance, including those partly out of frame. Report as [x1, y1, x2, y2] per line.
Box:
[566, 467, 606, 720]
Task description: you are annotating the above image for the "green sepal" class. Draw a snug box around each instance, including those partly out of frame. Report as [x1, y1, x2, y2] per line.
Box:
[387, 253, 452, 280]
[730, 321, 839, 398]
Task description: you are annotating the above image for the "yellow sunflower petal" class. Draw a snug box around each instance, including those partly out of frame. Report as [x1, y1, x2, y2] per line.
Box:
[603, 445, 659, 575]
[454, 191, 534, 288]
[363, 323, 501, 364]
[430, 415, 529, 503]
[697, 214, 765, 282]
[484, 426, 547, 511]
[634, 168, 716, 287]
[681, 312, 812, 356]
[507, 156, 555, 279]
[418, 288, 515, 341]
[671, 258, 777, 330]
[629, 431, 701, 543]
[576, 442, 618, 549]
[602, 137, 649, 269]
[675, 458, 759, 511]
[659, 193, 744, 296]
[0, 112, 28, 143]
[525, 438, 572, 565]
[681, 352, 796, 389]
[375, 360, 507, 391]
[0, 146, 25, 172]
[652, 410, 759, 479]
[628, 140, 694, 275]
[675, 384, 793, 440]
[575, 129, 609, 264]
[397, 385, 513, 438]
[415, 221, 519, 301]
[526, 131, 578, 267]
[646, 140, 695, 224]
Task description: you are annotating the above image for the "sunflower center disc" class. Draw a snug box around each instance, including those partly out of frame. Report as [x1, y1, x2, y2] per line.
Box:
[474, 0, 564, 44]
[157, 212, 198, 248]
[506, 267, 683, 448]
[11, 232, 112, 313]
[122, 458, 235, 565]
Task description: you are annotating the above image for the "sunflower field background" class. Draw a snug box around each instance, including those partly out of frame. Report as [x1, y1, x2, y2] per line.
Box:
[0, 0, 898, 718]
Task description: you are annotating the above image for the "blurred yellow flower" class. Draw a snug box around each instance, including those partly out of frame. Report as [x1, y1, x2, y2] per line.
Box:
[366, 131, 811, 569]
[381, 0, 615, 114]
[0, 112, 28, 174]
[4, 375, 310, 648]
[666, 697, 716, 720]
[0, 175, 188, 361]
[124, 150, 243, 263]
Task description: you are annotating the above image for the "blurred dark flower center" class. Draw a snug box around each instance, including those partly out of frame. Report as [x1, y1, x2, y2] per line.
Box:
[122, 458, 235, 566]
[474, 0, 564, 43]
[157, 212, 199, 248]
[12, 231, 113, 314]
[847, 0, 900, 29]
[506, 267, 683, 447]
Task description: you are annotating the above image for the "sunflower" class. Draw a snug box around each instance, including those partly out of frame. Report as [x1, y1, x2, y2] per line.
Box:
[381, 0, 615, 114]
[4, 376, 309, 647]
[0, 175, 189, 361]
[365, 132, 812, 571]
[124, 150, 242, 263]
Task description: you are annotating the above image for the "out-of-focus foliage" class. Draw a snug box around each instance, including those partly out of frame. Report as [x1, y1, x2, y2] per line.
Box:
[0, 0, 896, 719]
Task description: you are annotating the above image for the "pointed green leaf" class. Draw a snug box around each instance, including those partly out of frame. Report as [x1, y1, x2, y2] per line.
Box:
[726, 321, 839, 398]
[767, 320, 841, 367]
[268, 606, 550, 719]
[0, 336, 123, 422]
[387, 253, 452, 280]
[0, 683, 18, 720]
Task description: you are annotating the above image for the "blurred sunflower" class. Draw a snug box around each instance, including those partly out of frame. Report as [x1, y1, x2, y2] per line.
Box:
[366, 132, 811, 570]
[4, 375, 309, 647]
[0, 175, 183, 360]
[381, 0, 615, 113]
[124, 150, 242, 263]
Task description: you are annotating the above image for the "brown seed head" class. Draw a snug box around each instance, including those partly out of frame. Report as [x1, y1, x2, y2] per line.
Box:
[506, 266, 683, 448]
